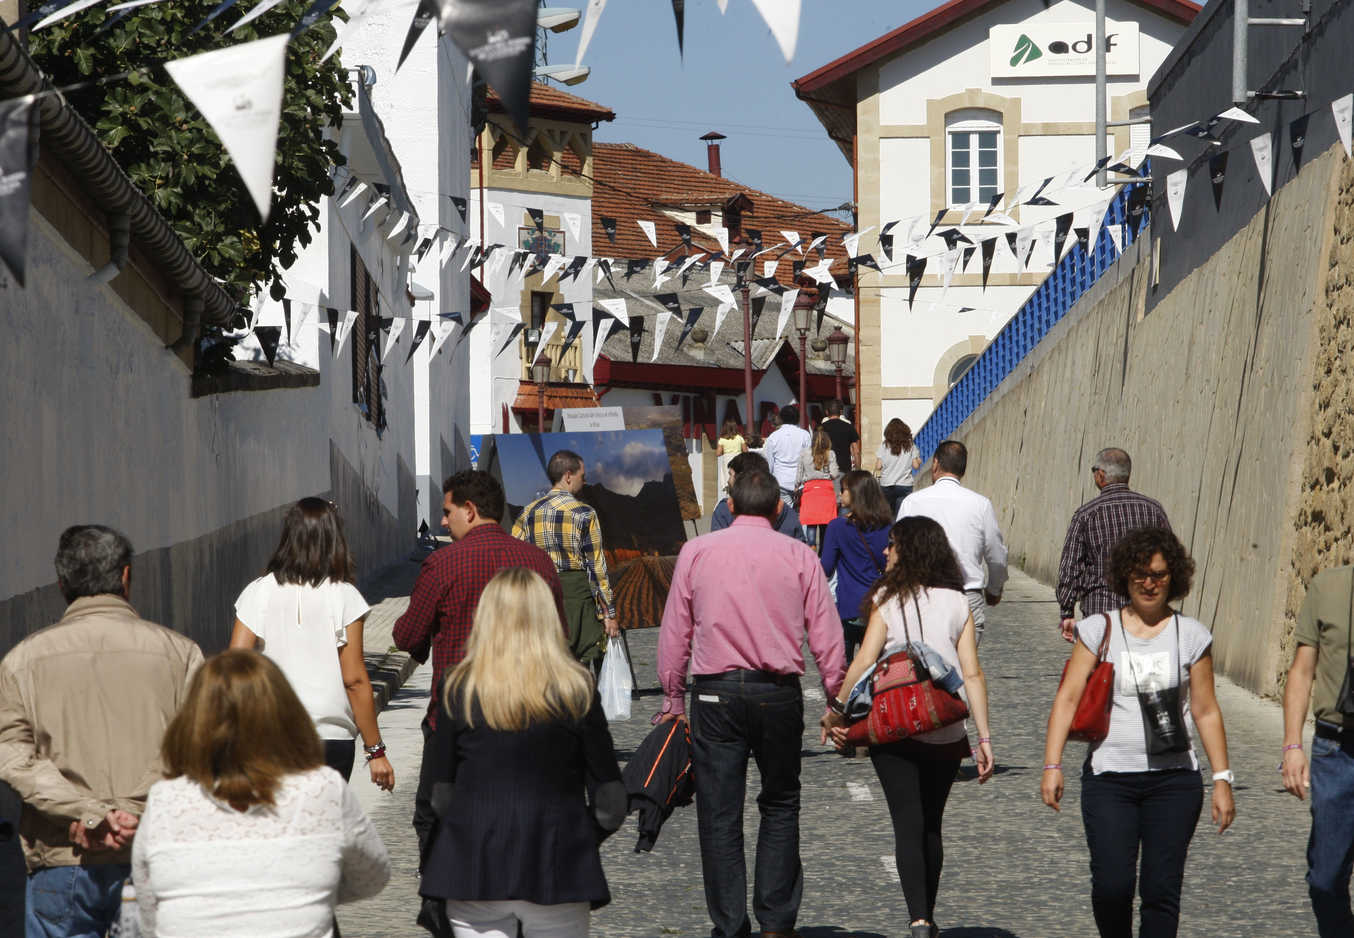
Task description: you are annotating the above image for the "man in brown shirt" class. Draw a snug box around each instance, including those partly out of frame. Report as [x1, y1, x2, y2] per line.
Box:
[0, 525, 202, 938]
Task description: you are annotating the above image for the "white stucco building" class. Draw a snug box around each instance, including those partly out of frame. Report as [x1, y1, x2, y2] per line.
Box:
[794, 0, 1198, 450]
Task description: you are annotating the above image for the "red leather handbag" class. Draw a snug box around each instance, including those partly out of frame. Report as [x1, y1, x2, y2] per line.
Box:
[844, 595, 969, 746]
[1061, 612, 1115, 743]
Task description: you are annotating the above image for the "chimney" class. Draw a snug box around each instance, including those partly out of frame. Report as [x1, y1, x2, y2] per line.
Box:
[701, 131, 726, 177]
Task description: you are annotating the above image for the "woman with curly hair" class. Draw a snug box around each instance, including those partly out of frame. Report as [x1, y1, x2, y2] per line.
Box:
[828, 516, 994, 938]
[874, 419, 922, 516]
[1042, 526, 1234, 938]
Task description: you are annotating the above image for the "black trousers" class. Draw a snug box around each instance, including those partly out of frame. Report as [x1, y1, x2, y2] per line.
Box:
[690, 675, 804, 938]
[324, 739, 355, 782]
[869, 745, 960, 924]
[1080, 768, 1203, 938]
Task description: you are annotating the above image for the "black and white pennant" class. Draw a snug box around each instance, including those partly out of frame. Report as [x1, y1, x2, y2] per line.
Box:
[440, 0, 538, 134]
[0, 96, 35, 287]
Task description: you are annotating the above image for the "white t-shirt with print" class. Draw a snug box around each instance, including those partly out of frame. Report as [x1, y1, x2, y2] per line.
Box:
[234, 576, 370, 740]
[1076, 610, 1213, 775]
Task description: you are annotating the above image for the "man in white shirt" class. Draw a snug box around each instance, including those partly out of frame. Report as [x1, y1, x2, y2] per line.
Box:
[898, 440, 1008, 642]
[761, 405, 812, 497]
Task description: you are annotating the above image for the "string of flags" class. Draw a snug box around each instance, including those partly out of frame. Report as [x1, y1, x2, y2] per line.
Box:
[2, 0, 1352, 340]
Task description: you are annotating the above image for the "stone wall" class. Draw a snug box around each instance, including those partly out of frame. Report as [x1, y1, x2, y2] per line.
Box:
[949, 144, 1350, 696]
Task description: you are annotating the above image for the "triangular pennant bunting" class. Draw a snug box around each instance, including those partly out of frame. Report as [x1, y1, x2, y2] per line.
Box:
[441, 0, 537, 133]
[575, 0, 607, 65]
[676, 307, 703, 350]
[600, 215, 618, 243]
[980, 238, 995, 291]
[383, 317, 406, 363]
[638, 219, 657, 247]
[164, 34, 289, 222]
[906, 255, 926, 309]
[1166, 168, 1188, 231]
[1209, 151, 1229, 210]
[397, 0, 439, 70]
[1334, 94, 1353, 158]
[748, 0, 800, 62]
[255, 326, 282, 367]
[1289, 113, 1310, 169]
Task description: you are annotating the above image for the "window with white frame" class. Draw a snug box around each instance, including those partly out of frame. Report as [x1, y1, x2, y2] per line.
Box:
[946, 111, 1002, 207]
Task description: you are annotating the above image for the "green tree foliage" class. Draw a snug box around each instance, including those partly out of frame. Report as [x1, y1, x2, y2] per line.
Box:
[30, 1, 353, 299]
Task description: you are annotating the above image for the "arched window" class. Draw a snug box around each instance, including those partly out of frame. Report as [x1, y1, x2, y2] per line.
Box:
[948, 353, 979, 387]
[946, 109, 1001, 207]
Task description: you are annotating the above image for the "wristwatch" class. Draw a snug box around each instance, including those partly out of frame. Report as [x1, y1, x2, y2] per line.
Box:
[1211, 769, 1235, 784]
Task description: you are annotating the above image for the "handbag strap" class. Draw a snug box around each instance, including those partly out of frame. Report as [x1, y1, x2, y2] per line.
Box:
[854, 523, 885, 575]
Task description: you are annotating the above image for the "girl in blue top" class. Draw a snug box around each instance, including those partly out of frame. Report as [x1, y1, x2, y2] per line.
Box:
[819, 470, 894, 659]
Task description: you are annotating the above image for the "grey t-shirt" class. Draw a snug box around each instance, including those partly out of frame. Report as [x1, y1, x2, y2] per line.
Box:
[876, 443, 919, 488]
[1076, 610, 1213, 775]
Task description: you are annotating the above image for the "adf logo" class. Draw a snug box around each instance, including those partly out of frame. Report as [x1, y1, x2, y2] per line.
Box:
[1009, 34, 1042, 66]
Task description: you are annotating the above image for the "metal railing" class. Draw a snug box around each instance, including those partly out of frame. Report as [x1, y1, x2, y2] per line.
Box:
[915, 180, 1149, 461]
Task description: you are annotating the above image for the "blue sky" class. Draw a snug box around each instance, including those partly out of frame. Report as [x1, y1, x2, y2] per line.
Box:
[555, 0, 936, 217]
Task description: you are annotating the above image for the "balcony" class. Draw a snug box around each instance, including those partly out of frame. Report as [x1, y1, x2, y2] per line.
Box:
[519, 332, 585, 383]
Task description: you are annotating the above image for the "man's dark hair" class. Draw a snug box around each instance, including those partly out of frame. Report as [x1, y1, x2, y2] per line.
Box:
[546, 450, 583, 484]
[442, 470, 505, 522]
[826, 398, 845, 417]
[266, 497, 356, 587]
[1105, 527, 1194, 602]
[934, 440, 968, 477]
[55, 525, 133, 603]
[727, 451, 770, 477]
[778, 404, 799, 427]
[730, 469, 780, 520]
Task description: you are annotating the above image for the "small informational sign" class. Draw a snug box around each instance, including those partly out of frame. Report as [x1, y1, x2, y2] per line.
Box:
[990, 22, 1140, 78]
[561, 406, 626, 431]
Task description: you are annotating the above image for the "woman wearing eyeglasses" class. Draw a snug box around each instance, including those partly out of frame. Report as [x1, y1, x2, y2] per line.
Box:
[1042, 526, 1234, 938]
[230, 497, 395, 792]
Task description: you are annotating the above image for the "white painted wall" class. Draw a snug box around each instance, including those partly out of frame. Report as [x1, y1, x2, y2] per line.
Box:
[2, 213, 326, 603]
[341, 11, 474, 525]
[877, 0, 1183, 126]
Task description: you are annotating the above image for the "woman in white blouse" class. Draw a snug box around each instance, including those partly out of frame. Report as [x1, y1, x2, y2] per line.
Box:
[133, 649, 390, 936]
[230, 497, 393, 790]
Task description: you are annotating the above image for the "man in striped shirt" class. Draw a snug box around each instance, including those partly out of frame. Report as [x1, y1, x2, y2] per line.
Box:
[513, 450, 619, 670]
[1055, 447, 1171, 640]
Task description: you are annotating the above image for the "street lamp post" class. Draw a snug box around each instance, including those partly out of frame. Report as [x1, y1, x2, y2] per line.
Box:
[532, 351, 551, 433]
[827, 325, 849, 403]
[792, 289, 814, 428]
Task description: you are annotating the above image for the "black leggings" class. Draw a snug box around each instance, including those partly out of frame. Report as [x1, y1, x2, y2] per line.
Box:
[870, 745, 960, 924]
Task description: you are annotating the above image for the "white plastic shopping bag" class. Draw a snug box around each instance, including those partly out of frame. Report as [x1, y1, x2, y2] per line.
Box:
[598, 638, 633, 721]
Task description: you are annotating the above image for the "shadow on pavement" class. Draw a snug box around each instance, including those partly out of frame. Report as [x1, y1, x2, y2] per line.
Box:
[938, 928, 1022, 937]
[797, 927, 888, 938]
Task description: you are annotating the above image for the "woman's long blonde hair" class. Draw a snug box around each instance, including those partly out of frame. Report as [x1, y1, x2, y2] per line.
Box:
[443, 566, 594, 731]
[811, 428, 832, 471]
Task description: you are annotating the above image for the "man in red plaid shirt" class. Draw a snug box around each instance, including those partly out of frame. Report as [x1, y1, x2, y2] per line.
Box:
[394, 469, 565, 865]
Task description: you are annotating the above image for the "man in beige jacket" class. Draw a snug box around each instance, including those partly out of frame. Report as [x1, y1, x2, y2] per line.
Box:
[0, 525, 202, 938]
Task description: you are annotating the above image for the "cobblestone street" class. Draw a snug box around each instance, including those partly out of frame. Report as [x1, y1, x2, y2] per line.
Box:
[341, 568, 1317, 937]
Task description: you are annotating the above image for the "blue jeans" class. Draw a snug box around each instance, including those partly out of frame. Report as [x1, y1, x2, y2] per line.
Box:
[1308, 734, 1354, 936]
[26, 864, 128, 938]
[690, 675, 804, 938]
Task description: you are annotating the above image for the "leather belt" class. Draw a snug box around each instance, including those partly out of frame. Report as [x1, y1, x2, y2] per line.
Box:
[693, 668, 800, 687]
[1314, 719, 1352, 741]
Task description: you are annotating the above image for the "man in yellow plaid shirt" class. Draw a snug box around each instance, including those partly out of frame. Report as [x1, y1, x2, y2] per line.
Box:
[512, 450, 619, 670]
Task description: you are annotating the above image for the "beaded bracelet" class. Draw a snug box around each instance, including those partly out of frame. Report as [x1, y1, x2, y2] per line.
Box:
[1043, 764, 1062, 771]
[978, 737, 992, 744]
[1282, 743, 1303, 753]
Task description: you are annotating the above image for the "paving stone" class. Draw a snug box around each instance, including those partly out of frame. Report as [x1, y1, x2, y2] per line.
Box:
[339, 568, 1318, 937]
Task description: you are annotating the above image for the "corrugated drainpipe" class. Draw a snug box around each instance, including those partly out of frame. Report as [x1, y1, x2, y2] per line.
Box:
[87, 211, 129, 284]
[166, 294, 202, 357]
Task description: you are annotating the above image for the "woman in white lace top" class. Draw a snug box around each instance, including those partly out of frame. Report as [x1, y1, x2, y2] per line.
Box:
[132, 650, 390, 937]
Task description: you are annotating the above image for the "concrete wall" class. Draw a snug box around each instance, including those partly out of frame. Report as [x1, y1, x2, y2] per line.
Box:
[1, 213, 327, 652]
[947, 143, 1349, 695]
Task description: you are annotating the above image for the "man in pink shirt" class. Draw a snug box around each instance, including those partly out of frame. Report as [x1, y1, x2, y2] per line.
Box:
[658, 469, 847, 938]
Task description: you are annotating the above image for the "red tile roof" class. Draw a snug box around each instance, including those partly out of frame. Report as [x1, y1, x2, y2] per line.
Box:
[509, 383, 602, 413]
[487, 83, 616, 123]
[590, 142, 852, 281]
